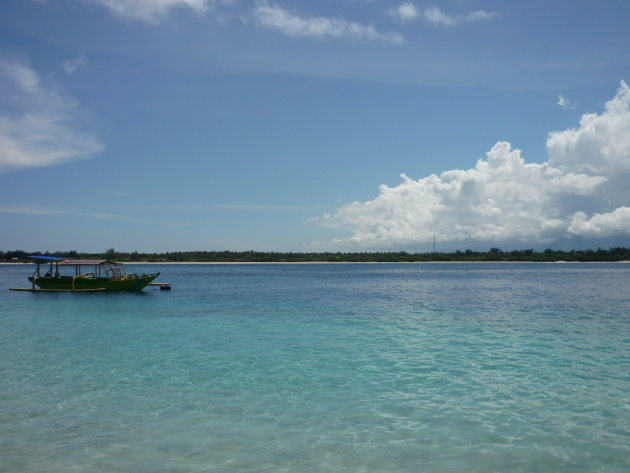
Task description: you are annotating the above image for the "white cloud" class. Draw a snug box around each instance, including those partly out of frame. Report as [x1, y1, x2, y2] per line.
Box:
[548, 81, 630, 175]
[253, 2, 404, 44]
[0, 59, 103, 174]
[423, 6, 457, 27]
[568, 207, 630, 238]
[317, 143, 605, 246]
[63, 55, 85, 75]
[96, 0, 213, 22]
[557, 95, 572, 109]
[2, 61, 39, 92]
[465, 10, 497, 22]
[392, 3, 420, 22]
[392, 3, 497, 27]
[315, 82, 630, 248]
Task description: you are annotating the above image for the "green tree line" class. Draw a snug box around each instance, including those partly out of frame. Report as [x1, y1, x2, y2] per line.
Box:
[3, 247, 630, 262]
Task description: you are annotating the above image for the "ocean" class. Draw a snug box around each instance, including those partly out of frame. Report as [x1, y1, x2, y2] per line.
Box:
[1, 263, 629, 472]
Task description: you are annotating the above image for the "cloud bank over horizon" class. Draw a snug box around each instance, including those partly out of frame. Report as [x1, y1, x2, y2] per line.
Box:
[316, 81, 630, 249]
[0, 59, 103, 174]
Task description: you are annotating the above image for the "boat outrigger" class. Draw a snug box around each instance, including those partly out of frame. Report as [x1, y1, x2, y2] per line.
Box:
[10, 256, 168, 292]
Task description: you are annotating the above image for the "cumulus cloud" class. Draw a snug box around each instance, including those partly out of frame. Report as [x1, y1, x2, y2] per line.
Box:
[548, 81, 630, 175]
[315, 81, 630, 248]
[253, 2, 404, 44]
[568, 207, 630, 238]
[0, 59, 103, 174]
[391, 3, 496, 26]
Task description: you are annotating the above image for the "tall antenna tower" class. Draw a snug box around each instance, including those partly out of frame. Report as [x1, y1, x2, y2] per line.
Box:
[433, 233, 436, 253]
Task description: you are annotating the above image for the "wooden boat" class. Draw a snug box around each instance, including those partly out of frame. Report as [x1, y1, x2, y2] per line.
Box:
[15, 256, 161, 292]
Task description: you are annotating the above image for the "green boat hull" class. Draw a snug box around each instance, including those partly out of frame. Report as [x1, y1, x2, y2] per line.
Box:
[29, 272, 160, 292]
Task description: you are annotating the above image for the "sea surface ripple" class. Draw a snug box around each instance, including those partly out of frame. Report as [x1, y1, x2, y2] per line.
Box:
[1, 263, 629, 472]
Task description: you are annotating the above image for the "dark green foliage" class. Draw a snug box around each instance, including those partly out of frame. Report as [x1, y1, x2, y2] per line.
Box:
[3, 247, 630, 262]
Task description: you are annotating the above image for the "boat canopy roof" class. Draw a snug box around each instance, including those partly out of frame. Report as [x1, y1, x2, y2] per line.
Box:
[28, 256, 119, 266]
[28, 255, 65, 261]
[59, 259, 118, 266]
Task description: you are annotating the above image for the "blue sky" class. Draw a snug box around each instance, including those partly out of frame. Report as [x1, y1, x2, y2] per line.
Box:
[1, 0, 629, 252]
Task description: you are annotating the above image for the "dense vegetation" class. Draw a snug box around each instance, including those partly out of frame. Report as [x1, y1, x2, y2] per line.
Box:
[2, 247, 630, 263]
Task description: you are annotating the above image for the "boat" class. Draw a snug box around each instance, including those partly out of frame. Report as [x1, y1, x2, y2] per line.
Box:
[12, 255, 163, 292]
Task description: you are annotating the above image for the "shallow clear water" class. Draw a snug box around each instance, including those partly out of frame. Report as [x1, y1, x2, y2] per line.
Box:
[1, 263, 629, 472]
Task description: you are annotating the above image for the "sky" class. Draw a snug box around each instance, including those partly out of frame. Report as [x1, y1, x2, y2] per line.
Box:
[0, 0, 629, 253]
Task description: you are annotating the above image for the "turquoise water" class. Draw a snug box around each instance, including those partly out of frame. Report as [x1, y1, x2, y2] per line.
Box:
[1, 263, 629, 472]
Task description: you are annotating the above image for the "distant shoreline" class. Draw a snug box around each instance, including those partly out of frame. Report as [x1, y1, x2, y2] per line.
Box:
[3, 261, 630, 265]
[5, 248, 630, 264]
[130, 261, 630, 264]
